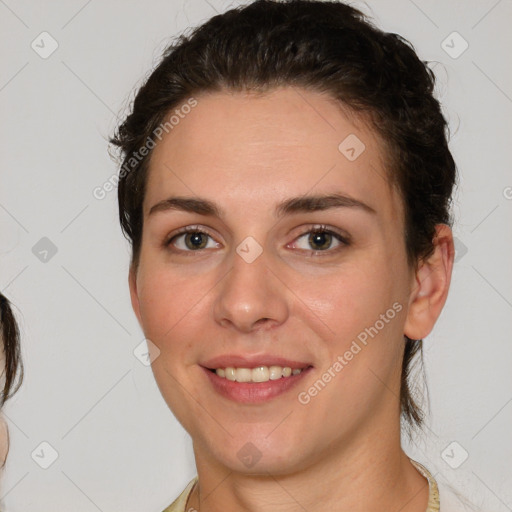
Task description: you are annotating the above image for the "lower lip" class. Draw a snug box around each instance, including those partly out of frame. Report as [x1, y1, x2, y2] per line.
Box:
[202, 366, 313, 404]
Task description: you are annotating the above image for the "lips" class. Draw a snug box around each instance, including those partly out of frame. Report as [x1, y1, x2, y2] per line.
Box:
[202, 365, 313, 403]
[201, 354, 312, 370]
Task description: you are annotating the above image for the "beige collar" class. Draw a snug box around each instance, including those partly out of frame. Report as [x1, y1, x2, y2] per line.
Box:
[410, 458, 441, 511]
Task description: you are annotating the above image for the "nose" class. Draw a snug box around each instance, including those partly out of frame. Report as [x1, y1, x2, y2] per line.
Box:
[213, 247, 289, 333]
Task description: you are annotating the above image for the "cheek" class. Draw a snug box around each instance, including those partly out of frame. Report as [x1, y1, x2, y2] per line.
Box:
[294, 264, 407, 421]
[135, 260, 221, 375]
[136, 264, 203, 343]
[295, 260, 404, 342]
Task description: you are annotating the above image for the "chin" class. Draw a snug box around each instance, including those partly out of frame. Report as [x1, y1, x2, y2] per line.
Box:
[200, 430, 307, 476]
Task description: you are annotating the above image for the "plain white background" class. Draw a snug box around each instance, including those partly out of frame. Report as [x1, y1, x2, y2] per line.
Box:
[0, 0, 511, 510]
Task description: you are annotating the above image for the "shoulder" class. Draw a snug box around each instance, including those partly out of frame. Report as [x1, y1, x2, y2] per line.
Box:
[161, 477, 198, 512]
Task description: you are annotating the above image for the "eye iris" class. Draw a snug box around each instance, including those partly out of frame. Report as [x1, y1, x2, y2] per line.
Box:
[308, 231, 332, 250]
[185, 232, 208, 250]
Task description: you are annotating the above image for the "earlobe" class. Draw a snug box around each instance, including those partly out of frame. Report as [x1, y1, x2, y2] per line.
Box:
[404, 224, 455, 341]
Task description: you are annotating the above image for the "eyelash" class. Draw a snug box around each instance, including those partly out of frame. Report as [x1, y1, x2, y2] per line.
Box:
[164, 224, 350, 256]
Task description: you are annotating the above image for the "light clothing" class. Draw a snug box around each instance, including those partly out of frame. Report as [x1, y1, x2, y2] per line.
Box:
[162, 458, 452, 511]
[162, 476, 196, 512]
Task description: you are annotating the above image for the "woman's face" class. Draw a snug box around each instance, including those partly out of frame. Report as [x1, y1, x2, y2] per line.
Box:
[130, 87, 417, 474]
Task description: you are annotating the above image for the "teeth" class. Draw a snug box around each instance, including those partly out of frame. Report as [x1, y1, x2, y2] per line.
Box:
[214, 365, 304, 383]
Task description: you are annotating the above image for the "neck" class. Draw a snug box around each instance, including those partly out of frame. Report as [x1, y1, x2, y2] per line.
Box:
[187, 418, 429, 512]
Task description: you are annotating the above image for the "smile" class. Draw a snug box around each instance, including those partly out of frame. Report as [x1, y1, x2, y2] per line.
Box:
[212, 365, 304, 383]
[202, 365, 313, 404]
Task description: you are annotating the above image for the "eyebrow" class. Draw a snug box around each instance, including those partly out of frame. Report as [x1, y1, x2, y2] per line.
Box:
[147, 193, 376, 218]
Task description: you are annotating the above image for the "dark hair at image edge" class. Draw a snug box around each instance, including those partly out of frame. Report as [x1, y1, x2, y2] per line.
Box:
[0, 293, 24, 407]
[110, 0, 457, 431]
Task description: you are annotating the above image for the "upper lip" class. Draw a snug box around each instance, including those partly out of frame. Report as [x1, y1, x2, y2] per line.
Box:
[202, 354, 313, 370]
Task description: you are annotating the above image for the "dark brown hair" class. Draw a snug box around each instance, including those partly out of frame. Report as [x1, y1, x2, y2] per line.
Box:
[0, 293, 23, 408]
[110, 0, 456, 430]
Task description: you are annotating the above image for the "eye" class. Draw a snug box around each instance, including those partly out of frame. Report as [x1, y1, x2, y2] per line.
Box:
[164, 224, 349, 255]
[290, 225, 349, 254]
[166, 226, 220, 252]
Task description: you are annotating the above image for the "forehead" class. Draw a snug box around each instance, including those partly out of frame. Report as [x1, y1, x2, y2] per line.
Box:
[145, 87, 402, 223]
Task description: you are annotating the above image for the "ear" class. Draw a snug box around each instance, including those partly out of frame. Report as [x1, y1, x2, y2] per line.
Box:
[404, 224, 455, 341]
[129, 265, 143, 327]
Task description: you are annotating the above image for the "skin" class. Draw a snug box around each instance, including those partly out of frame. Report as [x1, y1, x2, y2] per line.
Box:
[0, 416, 7, 469]
[1, 348, 9, 469]
[129, 87, 454, 511]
